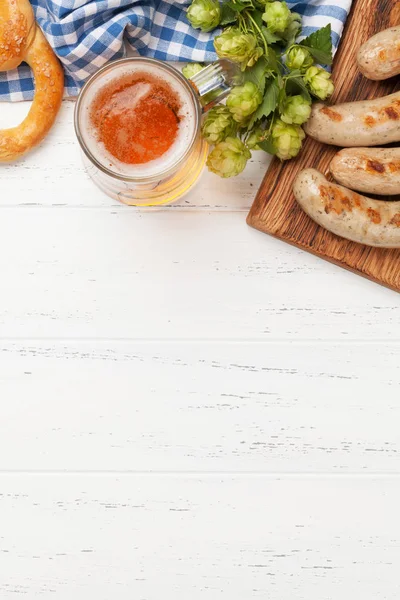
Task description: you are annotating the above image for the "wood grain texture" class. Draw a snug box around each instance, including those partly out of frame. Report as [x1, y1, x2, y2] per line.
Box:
[247, 0, 400, 292]
[1, 475, 400, 599]
[1, 60, 400, 598]
[0, 210, 398, 340]
[1, 342, 400, 472]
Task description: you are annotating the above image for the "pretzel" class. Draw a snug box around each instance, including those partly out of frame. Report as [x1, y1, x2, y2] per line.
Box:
[0, 0, 64, 161]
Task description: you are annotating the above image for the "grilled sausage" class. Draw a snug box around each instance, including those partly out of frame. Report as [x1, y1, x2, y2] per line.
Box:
[330, 148, 400, 195]
[304, 91, 400, 147]
[293, 168, 400, 247]
[357, 26, 400, 80]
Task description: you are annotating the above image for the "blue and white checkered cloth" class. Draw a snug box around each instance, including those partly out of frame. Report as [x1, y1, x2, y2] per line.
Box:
[0, 0, 352, 101]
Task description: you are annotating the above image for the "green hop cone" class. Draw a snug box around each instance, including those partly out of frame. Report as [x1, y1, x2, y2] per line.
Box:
[226, 81, 262, 123]
[246, 127, 265, 151]
[207, 137, 251, 178]
[286, 45, 313, 71]
[262, 1, 291, 34]
[214, 27, 263, 70]
[283, 11, 301, 45]
[280, 95, 312, 125]
[182, 63, 204, 80]
[246, 46, 263, 69]
[202, 106, 237, 144]
[186, 0, 221, 32]
[271, 119, 305, 160]
[303, 66, 334, 100]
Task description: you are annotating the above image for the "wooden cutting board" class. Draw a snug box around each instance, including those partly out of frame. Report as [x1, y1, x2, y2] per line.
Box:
[247, 0, 400, 292]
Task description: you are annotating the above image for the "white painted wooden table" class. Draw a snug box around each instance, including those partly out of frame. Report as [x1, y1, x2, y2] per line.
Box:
[1, 99, 400, 600]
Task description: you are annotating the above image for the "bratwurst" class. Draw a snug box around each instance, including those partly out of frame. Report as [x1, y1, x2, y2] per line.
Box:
[357, 26, 400, 81]
[304, 91, 400, 147]
[330, 147, 400, 195]
[293, 168, 400, 247]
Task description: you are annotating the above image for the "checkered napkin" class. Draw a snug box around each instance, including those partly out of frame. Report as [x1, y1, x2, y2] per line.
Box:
[0, 0, 352, 101]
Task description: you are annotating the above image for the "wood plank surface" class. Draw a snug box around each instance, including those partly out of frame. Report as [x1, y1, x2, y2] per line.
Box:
[0, 475, 399, 599]
[1, 341, 400, 473]
[0, 209, 398, 340]
[247, 0, 400, 292]
[2, 52, 400, 600]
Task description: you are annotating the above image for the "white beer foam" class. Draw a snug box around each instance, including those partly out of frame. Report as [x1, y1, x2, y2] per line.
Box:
[79, 61, 197, 179]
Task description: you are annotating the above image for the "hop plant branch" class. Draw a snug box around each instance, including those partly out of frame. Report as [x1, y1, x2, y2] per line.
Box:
[185, 0, 335, 178]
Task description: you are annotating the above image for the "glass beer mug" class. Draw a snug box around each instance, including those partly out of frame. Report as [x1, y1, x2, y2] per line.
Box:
[74, 57, 241, 206]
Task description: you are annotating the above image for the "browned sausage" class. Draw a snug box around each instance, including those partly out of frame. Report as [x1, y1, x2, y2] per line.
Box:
[293, 168, 400, 247]
[330, 148, 400, 195]
[357, 26, 400, 81]
[304, 91, 400, 147]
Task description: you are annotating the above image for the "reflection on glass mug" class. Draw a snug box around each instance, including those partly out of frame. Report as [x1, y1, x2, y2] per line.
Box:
[74, 57, 241, 206]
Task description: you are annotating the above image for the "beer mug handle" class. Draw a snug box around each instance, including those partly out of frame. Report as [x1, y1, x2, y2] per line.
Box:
[188, 59, 243, 113]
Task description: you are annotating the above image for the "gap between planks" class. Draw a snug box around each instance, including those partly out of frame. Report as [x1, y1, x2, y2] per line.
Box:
[1, 337, 400, 344]
[0, 471, 400, 478]
[0, 205, 250, 212]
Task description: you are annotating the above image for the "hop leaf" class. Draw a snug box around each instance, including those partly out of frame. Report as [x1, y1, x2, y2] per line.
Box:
[303, 66, 334, 100]
[226, 81, 263, 123]
[271, 119, 305, 160]
[280, 94, 311, 125]
[300, 24, 333, 66]
[182, 63, 205, 80]
[202, 106, 237, 144]
[207, 137, 251, 178]
[262, 1, 291, 34]
[187, 0, 221, 32]
[214, 27, 263, 70]
[286, 46, 313, 71]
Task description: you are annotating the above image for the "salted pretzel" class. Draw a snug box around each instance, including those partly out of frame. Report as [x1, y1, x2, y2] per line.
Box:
[0, 0, 64, 161]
